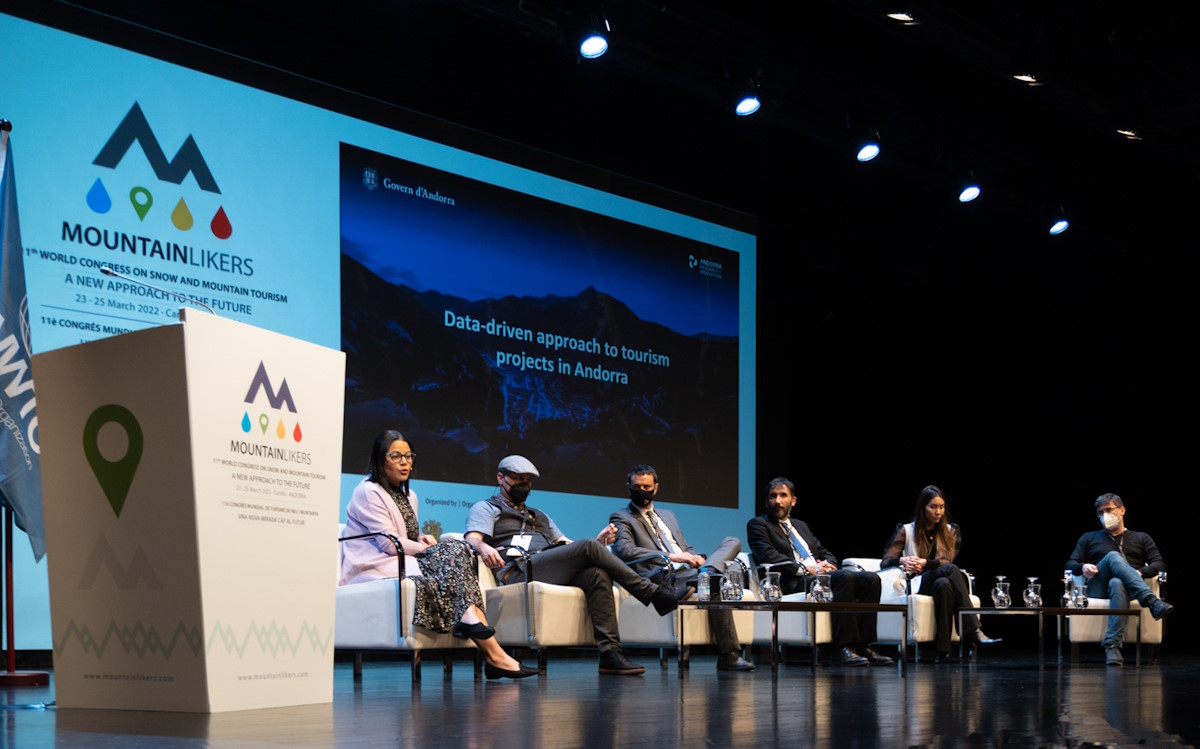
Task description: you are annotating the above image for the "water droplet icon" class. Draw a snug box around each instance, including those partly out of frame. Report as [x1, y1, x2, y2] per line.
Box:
[241, 412, 252, 432]
[130, 187, 153, 220]
[275, 419, 286, 439]
[171, 198, 194, 230]
[211, 206, 232, 239]
[86, 178, 112, 213]
[293, 423, 303, 442]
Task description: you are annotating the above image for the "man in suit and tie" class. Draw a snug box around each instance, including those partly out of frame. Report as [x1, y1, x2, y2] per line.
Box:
[746, 476, 893, 667]
[609, 464, 754, 671]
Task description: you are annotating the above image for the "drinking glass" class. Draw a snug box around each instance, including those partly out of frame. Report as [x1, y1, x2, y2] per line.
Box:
[991, 576, 1011, 609]
[808, 573, 833, 603]
[719, 574, 737, 601]
[762, 571, 782, 602]
[1023, 581, 1042, 608]
[1070, 578, 1089, 609]
[724, 563, 744, 601]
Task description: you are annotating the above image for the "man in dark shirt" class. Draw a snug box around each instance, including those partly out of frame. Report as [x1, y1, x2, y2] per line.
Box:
[465, 455, 679, 675]
[746, 477, 893, 666]
[1066, 492, 1172, 666]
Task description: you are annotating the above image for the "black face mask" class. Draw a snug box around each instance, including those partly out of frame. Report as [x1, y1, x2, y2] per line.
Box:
[629, 488, 655, 508]
[506, 481, 532, 504]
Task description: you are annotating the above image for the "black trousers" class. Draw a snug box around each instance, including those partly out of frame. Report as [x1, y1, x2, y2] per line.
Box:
[782, 566, 881, 646]
[918, 563, 978, 653]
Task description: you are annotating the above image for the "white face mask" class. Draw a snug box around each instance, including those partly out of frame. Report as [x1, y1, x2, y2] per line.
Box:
[1101, 512, 1120, 532]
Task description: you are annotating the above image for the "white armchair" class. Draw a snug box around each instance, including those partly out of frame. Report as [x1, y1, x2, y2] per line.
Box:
[842, 557, 980, 659]
[334, 528, 480, 682]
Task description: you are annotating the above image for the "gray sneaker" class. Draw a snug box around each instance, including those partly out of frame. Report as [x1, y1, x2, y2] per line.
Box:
[1105, 645, 1124, 666]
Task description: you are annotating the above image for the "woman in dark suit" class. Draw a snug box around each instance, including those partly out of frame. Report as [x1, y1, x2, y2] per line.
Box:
[881, 485, 998, 662]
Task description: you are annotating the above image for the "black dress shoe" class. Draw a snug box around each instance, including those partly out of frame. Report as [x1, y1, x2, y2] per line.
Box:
[968, 630, 1001, 646]
[484, 662, 539, 679]
[716, 654, 755, 672]
[599, 649, 646, 675]
[931, 651, 957, 664]
[452, 621, 496, 640]
[859, 645, 894, 666]
[833, 646, 868, 666]
[650, 586, 680, 616]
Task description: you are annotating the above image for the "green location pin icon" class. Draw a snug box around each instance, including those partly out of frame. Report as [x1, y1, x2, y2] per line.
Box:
[130, 186, 153, 220]
[259, 414, 269, 434]
[82, 404, 144, 518]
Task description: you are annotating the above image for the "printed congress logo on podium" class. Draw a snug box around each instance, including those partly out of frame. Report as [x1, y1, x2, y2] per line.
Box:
[87, 102, 233, 239]
[241, 361, 303, 443]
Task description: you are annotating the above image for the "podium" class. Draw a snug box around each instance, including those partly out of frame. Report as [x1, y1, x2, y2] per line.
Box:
[31, 311, 346, 712]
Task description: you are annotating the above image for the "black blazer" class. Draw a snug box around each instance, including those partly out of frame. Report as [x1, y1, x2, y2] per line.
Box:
[746, 512, 838, 583]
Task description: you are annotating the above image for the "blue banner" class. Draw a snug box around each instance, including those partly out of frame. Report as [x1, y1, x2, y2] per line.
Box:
[0, 128, 45, 561]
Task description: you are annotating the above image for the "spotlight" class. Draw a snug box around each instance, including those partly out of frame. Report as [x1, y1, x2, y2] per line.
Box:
[856, 136, 880, 162]
[1048, 207, 1070, 235]
[578, 4, 610, 59]
[734, 94, 761, 117]
[957, 171, 981, 203]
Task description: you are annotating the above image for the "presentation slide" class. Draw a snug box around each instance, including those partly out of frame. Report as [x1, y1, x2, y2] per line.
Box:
[340, 143, 740, 506]
[0, 10, 756, 648]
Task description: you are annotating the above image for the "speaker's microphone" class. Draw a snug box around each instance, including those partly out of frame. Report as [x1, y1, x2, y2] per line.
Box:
[99, 265, 217, 316]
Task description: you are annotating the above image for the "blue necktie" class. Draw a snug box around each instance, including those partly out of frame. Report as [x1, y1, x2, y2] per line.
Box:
[784, 520, 811, 561]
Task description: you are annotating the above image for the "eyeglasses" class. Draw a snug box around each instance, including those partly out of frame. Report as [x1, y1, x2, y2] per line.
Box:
[386, 452, 416, 464]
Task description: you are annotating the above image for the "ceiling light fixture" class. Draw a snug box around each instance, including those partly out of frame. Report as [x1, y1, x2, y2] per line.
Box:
[1048, 207, 1070, 235]
[578, 4, 610, 59]
[886, 12, 919, 25]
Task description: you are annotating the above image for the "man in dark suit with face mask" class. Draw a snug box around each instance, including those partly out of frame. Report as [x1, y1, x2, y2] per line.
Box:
[609, 463, 754, 671]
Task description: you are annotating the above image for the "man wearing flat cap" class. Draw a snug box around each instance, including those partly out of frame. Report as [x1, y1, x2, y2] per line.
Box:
[466, 455, 679, 675]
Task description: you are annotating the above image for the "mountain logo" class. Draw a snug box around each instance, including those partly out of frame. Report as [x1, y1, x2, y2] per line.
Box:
[87, 102, 233, 239]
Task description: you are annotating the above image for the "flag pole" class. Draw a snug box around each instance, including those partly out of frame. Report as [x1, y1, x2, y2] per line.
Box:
[2, 506, 47, 685]
[0, 119, 49, 687]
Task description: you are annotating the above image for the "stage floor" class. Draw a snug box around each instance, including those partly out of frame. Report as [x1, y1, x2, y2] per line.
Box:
[4, 649, 1199, 747]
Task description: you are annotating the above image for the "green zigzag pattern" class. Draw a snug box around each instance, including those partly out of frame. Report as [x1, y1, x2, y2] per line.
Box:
[55, 620, 205, 660]
[55, 619, 335, 661]
[206, 620, 334, 659]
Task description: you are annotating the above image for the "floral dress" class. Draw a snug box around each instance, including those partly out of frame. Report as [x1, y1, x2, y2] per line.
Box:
[388, 488, 484, 633]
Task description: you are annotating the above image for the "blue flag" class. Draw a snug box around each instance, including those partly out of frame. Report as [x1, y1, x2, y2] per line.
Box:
[0, 128, 45, 561]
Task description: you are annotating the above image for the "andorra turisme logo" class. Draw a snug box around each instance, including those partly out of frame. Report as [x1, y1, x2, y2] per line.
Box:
[240, 362, 304, 444]
[86, 102, 233, 239]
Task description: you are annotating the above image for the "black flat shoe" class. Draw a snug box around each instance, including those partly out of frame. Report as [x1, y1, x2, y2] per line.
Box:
[931, 651, 957, 664]
[452, 621, 496, 640]
[484, 662, 539, 679]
